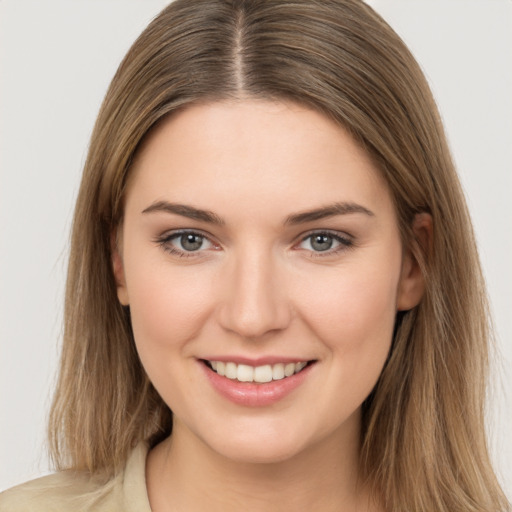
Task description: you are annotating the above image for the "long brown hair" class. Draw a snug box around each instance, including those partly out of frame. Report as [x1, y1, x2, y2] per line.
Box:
[48, 1, 510, 510]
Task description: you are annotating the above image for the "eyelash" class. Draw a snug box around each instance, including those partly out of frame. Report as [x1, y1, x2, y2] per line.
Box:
[297, 230, 354, 258]
[154, 230, 216, 258]
[154, 229, 354, 258]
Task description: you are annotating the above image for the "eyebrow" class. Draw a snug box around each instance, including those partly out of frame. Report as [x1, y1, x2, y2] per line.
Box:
[142, 201, 225, 225]
[141, 200, 374, 226]
[284, 202, 375, 225]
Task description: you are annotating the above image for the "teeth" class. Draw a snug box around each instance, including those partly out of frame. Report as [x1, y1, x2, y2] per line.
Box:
[295, 361, 307, 373]
[272, 363, 285, 380]
[254, 365, 272, 383]
[208, 360, 309, 383]
[284, 363, 295, 377]
[225, 362, 237, 379]
[216, 361, 225, 376]
[237, 364, 254, 382]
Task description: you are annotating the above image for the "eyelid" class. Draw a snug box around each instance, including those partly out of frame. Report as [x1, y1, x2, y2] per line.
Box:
[294, 229, 354, 256]
[154, 228, 220, 257]
[154, 228, 354, 258]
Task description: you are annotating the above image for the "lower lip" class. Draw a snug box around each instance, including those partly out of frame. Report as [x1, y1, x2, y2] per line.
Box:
[201, 361, 314, 407]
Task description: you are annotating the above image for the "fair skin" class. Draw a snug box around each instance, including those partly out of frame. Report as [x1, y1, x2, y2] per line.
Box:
[113, 99, 427, 512]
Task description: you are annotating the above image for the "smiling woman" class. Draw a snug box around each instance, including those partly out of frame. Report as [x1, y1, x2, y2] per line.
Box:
[0, 1, 509, 511]
[114, 101, 425, 474]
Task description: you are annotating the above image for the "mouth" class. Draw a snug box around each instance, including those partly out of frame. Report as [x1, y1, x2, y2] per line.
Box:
[202, 360, 315, 383]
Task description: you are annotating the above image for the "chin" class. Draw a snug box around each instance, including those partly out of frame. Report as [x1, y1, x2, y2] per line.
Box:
[214, 436, 307, 465]
[195, 418, 326, 466]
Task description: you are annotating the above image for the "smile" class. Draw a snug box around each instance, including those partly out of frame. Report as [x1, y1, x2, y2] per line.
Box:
[201, 358, 316, 407]
[206, 360, 309, 383]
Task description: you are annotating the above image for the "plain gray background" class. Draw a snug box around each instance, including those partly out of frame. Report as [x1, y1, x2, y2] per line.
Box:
[1, 0, 511, 496]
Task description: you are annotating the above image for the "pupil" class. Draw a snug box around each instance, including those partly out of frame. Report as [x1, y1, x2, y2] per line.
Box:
[181, 234, 203, 251]
[311, 234, 332, 251]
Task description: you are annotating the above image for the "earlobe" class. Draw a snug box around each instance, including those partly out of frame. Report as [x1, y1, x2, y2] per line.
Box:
[396, 213, 432, 311]
[111, 230, 130, 306]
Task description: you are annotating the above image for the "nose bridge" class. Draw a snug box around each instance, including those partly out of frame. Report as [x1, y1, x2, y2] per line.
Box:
[218, 242, 290, 339]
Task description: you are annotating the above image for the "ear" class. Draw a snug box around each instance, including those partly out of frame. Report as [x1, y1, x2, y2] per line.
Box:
[396, 213, 432, 311]
[111, 229, 130, 306]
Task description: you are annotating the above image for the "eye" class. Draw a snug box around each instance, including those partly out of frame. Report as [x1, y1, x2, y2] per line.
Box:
[156, 230, 216, 256]
[297, 231, 352, 254]
[174, 233, 211, 252]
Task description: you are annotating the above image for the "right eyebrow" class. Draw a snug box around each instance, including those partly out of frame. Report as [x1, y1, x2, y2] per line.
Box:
[141, 201, 225, 225]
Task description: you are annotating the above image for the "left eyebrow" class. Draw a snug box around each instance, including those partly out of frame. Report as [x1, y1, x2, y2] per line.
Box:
[284, 202, 375, 225]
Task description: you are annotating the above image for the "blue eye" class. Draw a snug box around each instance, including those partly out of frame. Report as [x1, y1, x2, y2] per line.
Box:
[298, 232, 352, 254]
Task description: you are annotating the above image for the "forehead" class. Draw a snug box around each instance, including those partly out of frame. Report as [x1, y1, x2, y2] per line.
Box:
[125, 99, 393, 220]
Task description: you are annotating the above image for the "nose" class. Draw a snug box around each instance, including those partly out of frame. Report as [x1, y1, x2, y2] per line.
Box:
[217, 248, 291, 340]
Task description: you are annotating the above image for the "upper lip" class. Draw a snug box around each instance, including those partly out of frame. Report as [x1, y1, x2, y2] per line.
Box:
[199, 356, 315, 366]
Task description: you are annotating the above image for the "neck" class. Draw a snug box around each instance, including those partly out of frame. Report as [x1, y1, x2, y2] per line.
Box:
[146, 413, 379, 512]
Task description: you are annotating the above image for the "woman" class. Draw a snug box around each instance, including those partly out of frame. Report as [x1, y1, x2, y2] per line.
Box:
[1, 0, 509, 511]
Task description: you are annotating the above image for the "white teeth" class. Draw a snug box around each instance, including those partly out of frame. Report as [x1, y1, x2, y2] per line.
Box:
[254, 365, 273, 383]
[225, 362, 237, 379]
[216, 361, 225, 376]
[208, 360, 309, 383]
[284, 363, 295, 377]
[237, 364, 254, 382]
[272, 363, 285, 380]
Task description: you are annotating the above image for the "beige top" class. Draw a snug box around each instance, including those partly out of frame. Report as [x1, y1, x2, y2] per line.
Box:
[0, 443, 152, 512]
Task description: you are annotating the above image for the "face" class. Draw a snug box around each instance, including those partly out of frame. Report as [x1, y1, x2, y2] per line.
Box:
[114, 100, 424, 464]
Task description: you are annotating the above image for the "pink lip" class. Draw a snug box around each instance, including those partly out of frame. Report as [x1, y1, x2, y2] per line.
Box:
[199, 360, 315, 407]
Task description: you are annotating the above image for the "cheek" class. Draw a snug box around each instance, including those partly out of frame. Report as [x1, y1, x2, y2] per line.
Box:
[296, 263, 400, 424]
[124, 256, 215, 356]
[124, 260, 219, 408]
[293, 254, 401, 382]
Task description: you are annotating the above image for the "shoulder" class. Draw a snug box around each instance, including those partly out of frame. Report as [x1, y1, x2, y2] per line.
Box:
[0, 443, 151, 512]
[0, 470, 120, 512]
